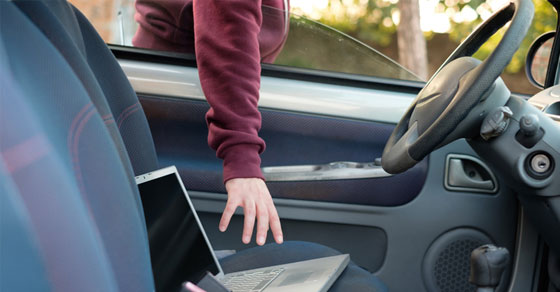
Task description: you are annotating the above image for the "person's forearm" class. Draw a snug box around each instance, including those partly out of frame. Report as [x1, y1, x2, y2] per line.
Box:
[193, 0, 266, 182]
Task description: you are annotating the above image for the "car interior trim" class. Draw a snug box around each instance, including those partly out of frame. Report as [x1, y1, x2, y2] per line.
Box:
[121, 59, 417, 124]
[110, 45, 425, 93]
[261, 161, 392, 181]
[544, 1, 560, 88]
[525, 31, 555, 88]
[528, 85, 560, 125]
[506, 208, 541, 292]
[443, 154, 499, 194]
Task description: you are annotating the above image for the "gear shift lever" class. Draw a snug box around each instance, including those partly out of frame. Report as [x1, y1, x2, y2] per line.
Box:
[469, 245, 510, 292]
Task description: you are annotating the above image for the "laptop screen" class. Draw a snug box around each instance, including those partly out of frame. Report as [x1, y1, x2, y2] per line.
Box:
[137, 169, 221, 291]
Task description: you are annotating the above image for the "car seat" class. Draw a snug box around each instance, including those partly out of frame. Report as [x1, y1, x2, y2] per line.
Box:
[0, 161, 52, 292]
[1, 3, 153, 290]
[2, 1, 386, 291]
[0, 38, 118, 291]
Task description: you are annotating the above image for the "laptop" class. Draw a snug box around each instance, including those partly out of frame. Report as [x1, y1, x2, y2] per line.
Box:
[135, 166, 349, 292]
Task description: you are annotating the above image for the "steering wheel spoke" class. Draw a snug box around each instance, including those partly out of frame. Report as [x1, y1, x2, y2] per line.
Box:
[382, 0, 533, 174]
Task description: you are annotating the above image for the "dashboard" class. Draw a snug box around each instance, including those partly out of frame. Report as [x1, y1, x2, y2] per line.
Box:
[469, 85, 560, 254]
[528, 85, 560, 125]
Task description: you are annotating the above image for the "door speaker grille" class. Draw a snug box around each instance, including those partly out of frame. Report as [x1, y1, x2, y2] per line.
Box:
[423, 229, 493, 292]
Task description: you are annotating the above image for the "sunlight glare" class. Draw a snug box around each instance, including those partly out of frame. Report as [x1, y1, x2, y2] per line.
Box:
[291, 0, 508, 34]
[291, 0, 329, 19]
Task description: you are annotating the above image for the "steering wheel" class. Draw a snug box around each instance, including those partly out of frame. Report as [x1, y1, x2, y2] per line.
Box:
[382, 0, 534, 174]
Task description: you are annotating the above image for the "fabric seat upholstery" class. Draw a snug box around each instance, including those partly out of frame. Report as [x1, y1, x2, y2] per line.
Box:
[1, 3, 154, 291]
[0, 162, 51, 292]
[14, 0, 159, 177]
[3, 1, 387, 291]
[220, 241, 387, 291]
[0, 38, 118, 291]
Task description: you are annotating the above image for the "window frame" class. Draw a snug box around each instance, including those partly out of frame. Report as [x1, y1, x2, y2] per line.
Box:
[110, 44, 425, 95]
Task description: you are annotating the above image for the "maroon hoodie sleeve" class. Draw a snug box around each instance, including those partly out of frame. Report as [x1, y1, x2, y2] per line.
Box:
[193, 0, 266, 183]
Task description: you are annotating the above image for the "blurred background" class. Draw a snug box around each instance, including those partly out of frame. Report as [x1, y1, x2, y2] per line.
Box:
[69, 0, 557, 95]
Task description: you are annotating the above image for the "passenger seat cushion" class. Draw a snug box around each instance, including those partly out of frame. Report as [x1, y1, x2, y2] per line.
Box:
[220, 241, 387, 292]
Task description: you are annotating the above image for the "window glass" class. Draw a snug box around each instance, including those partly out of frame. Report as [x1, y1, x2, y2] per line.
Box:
[288, 0, 557, 95]
[69, 0, 557, 94]
[69, 0, 136, 45]
[269, 9, 421, 81]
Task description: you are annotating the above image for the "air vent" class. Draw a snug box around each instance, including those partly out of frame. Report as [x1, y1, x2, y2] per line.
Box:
[545, 101, 560, 115]
[529, 101, 546, 111]
[528, 101, 560, 125]
[547, 113, 560, 123]
[544, 102, 560, 124]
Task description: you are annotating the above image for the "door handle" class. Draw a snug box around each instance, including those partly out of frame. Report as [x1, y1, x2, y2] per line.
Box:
[262, 160, 392, 182]
[445, 154, 498, 193]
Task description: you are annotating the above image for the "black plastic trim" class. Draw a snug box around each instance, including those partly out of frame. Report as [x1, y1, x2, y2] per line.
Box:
[109, 45, 425, 94]
[110, 44, 198, 67]
[544, 0, 560, 88]
[525, 31, 555, 88]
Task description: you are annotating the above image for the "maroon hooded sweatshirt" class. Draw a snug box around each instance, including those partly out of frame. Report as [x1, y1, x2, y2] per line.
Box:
[133, 0, 288, 182]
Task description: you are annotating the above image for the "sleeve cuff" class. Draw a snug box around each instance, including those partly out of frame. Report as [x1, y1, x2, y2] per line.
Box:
[222, 144, 264, 183]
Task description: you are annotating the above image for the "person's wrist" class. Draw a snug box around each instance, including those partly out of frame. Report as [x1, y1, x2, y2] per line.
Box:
[222, 144, 264, 183]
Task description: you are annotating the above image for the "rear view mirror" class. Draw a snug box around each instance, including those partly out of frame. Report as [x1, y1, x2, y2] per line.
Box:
[526, 32, 555, 88]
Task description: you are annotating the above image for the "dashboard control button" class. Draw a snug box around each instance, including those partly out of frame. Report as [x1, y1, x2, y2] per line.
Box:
[480, 106, 513, 140]
[519, 114, 540, 136]
[515, 114, 545, 148]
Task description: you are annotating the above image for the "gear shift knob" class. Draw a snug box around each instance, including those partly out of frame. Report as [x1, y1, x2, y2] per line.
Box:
[469, 245, 510, 292]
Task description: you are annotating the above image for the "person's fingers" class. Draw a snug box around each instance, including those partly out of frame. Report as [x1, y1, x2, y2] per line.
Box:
[268, 203, 283, 244]
[255, 203, 269, 246]
[242, 201, 256, 244]
[183, 282, 206, 292]
[223, 178, 285, 245]
[219, 198, 239, 232]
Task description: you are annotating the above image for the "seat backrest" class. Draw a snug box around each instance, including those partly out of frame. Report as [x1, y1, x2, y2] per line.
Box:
[0, 161, 51, 292]
[0, 39, 118, 291]
[72, 4, 160, 175]
[1, 3, 155, 291]
[14, 0, 159, 177]
[14, 0, 147, 219]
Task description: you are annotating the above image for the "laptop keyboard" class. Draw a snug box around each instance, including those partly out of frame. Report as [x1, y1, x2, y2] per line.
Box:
[222, 268, 285, 292]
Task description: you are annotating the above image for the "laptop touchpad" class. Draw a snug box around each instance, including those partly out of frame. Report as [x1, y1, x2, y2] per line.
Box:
[277, 272, 314, 286]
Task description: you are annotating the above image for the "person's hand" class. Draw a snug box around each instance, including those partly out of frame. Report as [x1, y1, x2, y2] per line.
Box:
[219, 178, 283, 246]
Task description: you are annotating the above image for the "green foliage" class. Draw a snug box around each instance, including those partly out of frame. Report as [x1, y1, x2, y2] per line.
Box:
[453, 0, 557, 73]
[294, 0, 557, 74]
[310, 0, 397, 46]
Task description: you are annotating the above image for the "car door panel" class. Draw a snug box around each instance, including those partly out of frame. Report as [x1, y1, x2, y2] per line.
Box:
[186, 141, 518, 291]
[140, 95, 428, 206]
[120, 57, 521, 291]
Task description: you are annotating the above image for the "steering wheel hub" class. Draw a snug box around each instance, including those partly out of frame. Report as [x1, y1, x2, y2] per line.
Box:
[410, 57, 480, 134]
